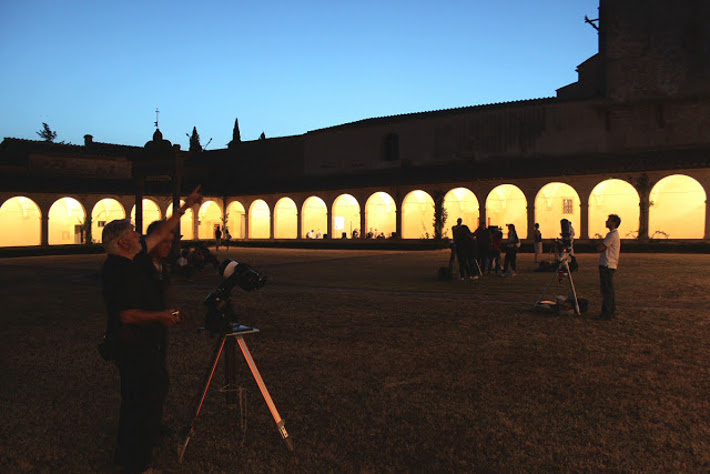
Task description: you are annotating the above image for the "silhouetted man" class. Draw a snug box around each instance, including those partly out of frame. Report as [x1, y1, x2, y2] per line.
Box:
[101, 186, 202, 472]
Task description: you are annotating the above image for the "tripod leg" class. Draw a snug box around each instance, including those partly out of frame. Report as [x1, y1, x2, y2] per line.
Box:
[178, 336, 227, 463]
[534, 265, 559, 309]
[236, 336, 295, 452]
[566, 263, 581, 315]
[224, 336, 237, 405]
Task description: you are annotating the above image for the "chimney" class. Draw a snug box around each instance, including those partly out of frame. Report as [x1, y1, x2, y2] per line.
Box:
[84, 134, 93, 146]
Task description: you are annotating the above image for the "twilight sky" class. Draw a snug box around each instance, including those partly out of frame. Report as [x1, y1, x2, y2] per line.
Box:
[0, 0, 600, 149]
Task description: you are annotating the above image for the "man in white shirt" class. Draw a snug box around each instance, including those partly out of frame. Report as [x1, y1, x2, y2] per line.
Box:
[597, 214, 621, 319]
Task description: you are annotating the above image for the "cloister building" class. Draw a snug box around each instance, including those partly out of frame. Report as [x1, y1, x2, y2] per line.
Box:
[1, 0, 709, 248]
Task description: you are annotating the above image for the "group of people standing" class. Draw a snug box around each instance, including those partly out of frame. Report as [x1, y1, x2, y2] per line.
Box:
[450, 218, 520, 279]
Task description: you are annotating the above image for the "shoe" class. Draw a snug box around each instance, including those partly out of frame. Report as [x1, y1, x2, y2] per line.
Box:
[470, 276, 479, 280]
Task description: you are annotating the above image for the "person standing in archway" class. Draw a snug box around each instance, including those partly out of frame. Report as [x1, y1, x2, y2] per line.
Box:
[452, 218, 475, 280]
[214, 225, 222, 251]
[533, 223, 543, 263]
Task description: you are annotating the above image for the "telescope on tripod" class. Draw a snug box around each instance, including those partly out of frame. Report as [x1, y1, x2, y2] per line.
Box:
[534, 220, 583, 316]
[178, 259, 294, 462]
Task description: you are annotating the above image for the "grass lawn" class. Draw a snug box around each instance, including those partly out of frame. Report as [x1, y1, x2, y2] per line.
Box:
[1, 249, 709, 472]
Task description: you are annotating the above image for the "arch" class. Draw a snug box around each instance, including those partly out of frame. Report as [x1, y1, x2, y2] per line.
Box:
[91, 198, 126, 244]
[274, 197, 298, 239]
[197, 200, 223, 240]
[485, 184, 528, 239]
[589, 179, 640, 239]
[402, 190, 435, 239]
[165, 200, 195, 240]
[225, 201, 246, 240]
[365, 192, 396, 238]
[649, 174, 706, 239]
[443, 187, 479, 238]
[534, 182, 581, 241]
[130, 199, 162, 234]
[332, 194, 361, 238]
[302, 196, 327, 238]
[49, 197, 86, 245]
[0, 196, 41, 247]
[249, 200, 271, 239]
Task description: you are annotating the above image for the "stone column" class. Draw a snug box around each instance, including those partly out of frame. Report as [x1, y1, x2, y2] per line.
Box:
[579, 197, 589, 240]
[134, 174, 144, 234]
[41, 213, 49, 246]
[297, 210, 303, 239]
[360, 209, 366, 239]
[84, 215, 92, 245]
[638, 191, 650, 241]
[326, 211, 332, 239]
[705, 195, 710, 240]
[526, 200, 535, 241]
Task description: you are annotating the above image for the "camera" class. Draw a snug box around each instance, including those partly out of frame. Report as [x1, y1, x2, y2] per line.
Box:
[203, 259, 267, 334]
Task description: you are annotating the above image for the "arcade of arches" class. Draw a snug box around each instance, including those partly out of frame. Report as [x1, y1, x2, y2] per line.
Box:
[1, 173, 708, 247]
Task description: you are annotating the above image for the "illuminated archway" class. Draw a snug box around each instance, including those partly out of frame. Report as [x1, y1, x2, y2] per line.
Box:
[249, 200, 271, 239]
[226, 201, 246, 239]
[198, 200, 223, 240]
[589, 179, 640, 239]
[91, 198, 125, 244]
[332, 194, 361, 238]
[0, 196, 41, 247]
[49, 197, 86, 245]
[534, 182, 580, 241]
[649, 174, 706, 239]
[274, 198, 298, 239]
[166, 200, 195, 240]
[365, 192, 396, 238]
[486, 185, 527, 238]
[443, 187, 479, 238]
[302, 196, 327, 238]
[130, 200, 162, 234]
[402, 190, 434, 239]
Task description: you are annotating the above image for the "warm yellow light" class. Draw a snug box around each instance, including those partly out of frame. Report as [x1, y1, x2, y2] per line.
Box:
[302, 196, 327, 238]
[249, 200, 271, 239]
[198, 200, 223, 240]
[402, 190, 434, 239]
[49, 197, 86, 245]
[130, 200, 162, 234]
[91, 198, 126, 244]
[226, 201, 246, 239]
[534, 182, 580, 242]
[649, 174, 706, 239]
[486, 184, 528, 238]
[333, 194, 361, 237]
[0, 196, 41, 246]
[589, 179, 639, 239]
[365, 192, 396, 238]
[443, 187, 479, 237]
[275, 198, 298, 239]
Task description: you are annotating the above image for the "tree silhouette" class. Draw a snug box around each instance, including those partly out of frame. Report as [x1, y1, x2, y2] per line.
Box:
[186, 126, 203, 152]
[37, 122, 57, 142]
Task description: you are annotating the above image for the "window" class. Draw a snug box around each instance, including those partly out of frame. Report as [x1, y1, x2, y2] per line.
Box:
[562, 198, 574, 214]
[383, 133, 399, 162]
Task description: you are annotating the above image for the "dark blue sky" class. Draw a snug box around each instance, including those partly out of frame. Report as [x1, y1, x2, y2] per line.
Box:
[0, 0, 600, 149]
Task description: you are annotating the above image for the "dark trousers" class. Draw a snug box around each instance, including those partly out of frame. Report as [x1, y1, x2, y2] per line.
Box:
[476, 248, 489, 276]
[115, 347, 169, 472]
[599, 265, 616, 317]
[456, 249, 471, 278]
[503, 250, 517, 273]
